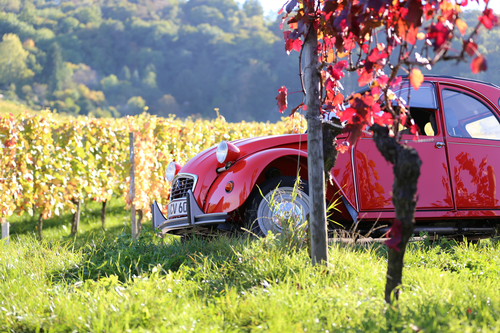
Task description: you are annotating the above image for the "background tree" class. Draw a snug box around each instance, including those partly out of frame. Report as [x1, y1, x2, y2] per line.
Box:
[0, 0, 497, 122]
[277, 0, 496, 303]
[0, 34, 33, 86]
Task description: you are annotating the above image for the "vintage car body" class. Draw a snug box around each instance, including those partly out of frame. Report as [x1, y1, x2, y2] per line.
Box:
[153, 75, 500, 238]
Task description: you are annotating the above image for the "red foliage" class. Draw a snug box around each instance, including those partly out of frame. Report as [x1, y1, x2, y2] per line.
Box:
[276, 0, 493, 145]
[479, 8, 498, 30]
[427, 22, 452, 51]
[471, 55, 488, 74]
[464, 41, 478, 56]
[276, 86, 288, 113]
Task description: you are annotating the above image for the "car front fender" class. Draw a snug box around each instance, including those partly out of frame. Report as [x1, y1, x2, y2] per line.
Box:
[203, 148, 308, 214]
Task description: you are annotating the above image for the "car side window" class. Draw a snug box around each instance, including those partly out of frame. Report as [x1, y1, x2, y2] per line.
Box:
[394, 86, 437, 109]
[442, 89, 500, 140]
[393, 82, 439, 136]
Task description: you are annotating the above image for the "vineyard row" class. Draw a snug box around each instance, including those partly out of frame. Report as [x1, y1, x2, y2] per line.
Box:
[0, 111, 307, 232]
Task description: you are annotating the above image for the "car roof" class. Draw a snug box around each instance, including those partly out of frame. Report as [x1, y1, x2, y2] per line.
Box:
[345, 75, 500, 111]
[349, 75, 500, 97]
[413, 75, 500, 89]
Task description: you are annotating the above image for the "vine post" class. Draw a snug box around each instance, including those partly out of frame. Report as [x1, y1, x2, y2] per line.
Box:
[1, 222, 8, 245]
[129, 132, 138, 240]
[70, 200, 81, 237]
[303, 22, 329, 265]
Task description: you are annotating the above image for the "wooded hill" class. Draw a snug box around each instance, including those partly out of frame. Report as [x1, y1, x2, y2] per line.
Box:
[0, 0, 498, 122]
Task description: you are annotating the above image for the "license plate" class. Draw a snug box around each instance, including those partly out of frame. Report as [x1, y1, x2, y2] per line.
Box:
[167, 199, 188, 219]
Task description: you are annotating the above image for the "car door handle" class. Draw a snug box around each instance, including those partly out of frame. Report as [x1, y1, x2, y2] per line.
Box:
[436, 142, 445, 148]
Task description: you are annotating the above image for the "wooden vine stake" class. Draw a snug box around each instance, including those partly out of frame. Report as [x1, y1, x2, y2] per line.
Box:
[303, 21, 328, 265]
[129, 132, 138, 240]
[1, 222, 9, 245]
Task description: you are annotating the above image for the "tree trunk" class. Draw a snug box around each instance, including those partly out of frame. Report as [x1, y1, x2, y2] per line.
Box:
[37, 213, 43, 241]
[137, 209, 143, 236]
[371, 124, 421, 303]
[303, 22, 328, 265]
[71, 200, 81, 237]
[101, 200, 107, 230]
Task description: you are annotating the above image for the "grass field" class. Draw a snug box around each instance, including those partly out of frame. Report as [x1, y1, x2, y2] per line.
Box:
[1, 199, 500, 332]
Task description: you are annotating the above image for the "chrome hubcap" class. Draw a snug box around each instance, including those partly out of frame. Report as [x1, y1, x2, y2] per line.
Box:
[257, 186, 310, 235]
[272, 202, 304, 227]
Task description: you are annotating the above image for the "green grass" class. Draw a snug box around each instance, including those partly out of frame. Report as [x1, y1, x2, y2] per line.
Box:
[1, 202, 500, 332]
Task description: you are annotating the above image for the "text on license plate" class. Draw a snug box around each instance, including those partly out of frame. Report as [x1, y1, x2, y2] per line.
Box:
[167, 199, 187, 218]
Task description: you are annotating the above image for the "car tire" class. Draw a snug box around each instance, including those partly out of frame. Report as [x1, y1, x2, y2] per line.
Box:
[244, 176, 310, 236]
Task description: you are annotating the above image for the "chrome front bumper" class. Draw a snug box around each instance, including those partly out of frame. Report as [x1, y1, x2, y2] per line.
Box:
[152, 190, 227, 235]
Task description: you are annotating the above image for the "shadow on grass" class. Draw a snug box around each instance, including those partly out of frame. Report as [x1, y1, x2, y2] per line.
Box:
[49, 228, 253, 287]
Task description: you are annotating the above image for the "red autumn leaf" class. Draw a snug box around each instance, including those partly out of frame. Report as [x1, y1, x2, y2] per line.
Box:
[285, 38, 294, 54]
[479, 8, 498, 30]
[335, 142, 349, 154]
[344, 38, 355, 51]
[407, 25, 418, 45]
[455, 18, 467, 36]
[335, 60, 348, 70]
[340, 107, 356, 123]
[390, 76, 402, 88]
[471, 55, 487, 74]
[358, 70, 373, 87]
[276, 86, 288, 113]
[464, 41, 478, 56]
[371, 86, 382, 99]
[385, 219, 403, 252]
[374, 112, 393, 126]
[410, 68, 424, 90]
[367, 48, 388, 62]
[410, 123, 419, 135]
[328, 64, 345, 80]
[376, 75, 389, 86]
[332, 93, 344, 106]
[427, 22, 451, 50]
[325, 78, 336, 92]
[400, 112, 408, 128]
[423, 3, 435, 20]
[293, 39, 302, 52]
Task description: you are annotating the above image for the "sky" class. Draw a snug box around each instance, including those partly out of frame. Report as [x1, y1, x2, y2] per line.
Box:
[238, 0, 500, 16]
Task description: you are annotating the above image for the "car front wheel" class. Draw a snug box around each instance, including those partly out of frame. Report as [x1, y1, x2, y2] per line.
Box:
[244, 176, 310, 236]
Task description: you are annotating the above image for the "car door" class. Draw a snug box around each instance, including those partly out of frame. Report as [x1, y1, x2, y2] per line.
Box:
[354, 82, 454, 211]
[439, 85, 500, 209]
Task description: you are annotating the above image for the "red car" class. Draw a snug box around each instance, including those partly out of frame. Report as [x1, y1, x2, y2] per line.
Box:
[153, 76, 500, 239]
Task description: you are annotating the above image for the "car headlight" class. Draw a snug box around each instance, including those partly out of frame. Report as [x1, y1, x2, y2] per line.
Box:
[216, 141, 240, 164]
[166, 161, 182, 182]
